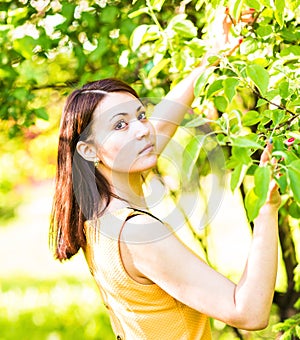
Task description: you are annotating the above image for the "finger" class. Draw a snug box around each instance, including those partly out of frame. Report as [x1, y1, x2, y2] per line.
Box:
[240, 16, 256, 23]
[208, 37, 243, 66]
[240, 9, 256, 15]
[224, 7, 236, 25]
[260, 141, 273, 166]
[226, 38, 243, 55]
[266, 179, 281, 206]
[225, 8, 256, 25]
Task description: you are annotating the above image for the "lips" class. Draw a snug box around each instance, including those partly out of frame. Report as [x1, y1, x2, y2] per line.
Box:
[139, 143, 154, 155]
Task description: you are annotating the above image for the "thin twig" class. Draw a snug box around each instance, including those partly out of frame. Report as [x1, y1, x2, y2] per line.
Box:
[252, 88, 297, 117]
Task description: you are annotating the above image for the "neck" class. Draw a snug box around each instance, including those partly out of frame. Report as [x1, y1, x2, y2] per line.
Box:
[99, 166, 148, 211]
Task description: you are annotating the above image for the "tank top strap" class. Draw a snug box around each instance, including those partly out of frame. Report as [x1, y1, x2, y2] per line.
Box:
[124, 207, 163, 223]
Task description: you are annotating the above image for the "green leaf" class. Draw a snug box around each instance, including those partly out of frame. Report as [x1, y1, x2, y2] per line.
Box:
[276, 172, 288, 193]
[265, 89, 279, 101]
[167, 13, 187, 26]
[148, 58, 170, 78]
[279, 81, 290, 99]
[280, 27, 298, 43]
[287, 0, 300, 11]
[246, 64, 269, 96]
[287, 160, 300, 203]
[224, 78, 239, 102]
[230, 163, 249, 191]
[13, 36, 36, 59]
[185, 39, 206, 55]
[207, 79, 223, 98]
[260, 0, 271, 7]
[288, 201, 300, 219]
[245, 188, 261, 221]
[194, 68, 215, 97]
[232, 146, 252, 165]
[231, 0, 244, 21]
[242, 110, 261, 126]
[216, 134, 228, 145]
[60, 2, 76, 24]
[128, 7, 149, 18]
[280, 45, 300, 57]
[273, 150, 298, 164]
[172, 20, 198, 38]
[150, 0, 165, 11]
[244, 0, 261, 10]
[214, 96, 228, 112]
[256, 25, 273, 38]
[254, 166, 271, 204]
[272, 109, 285, 125]
[12, 88, 28, 101]
[100, 6, 119, 23]
[207, 56, 219, 65]
[274, 0, 285, 27]
[130, 25, 159, 51]
[130, 24, 148, 51]
[296, 324, 300, 339]
[231, 135, 264, 149]
[182, 135, 206, 180]
[185, 116, 211, 128]
[7, 7, 28, 25]
[195, 0, 206, 10]
[240, 37, 258, 55]
[257, 98, 268, 107]
[209, 0, 220, 8]
[290, 98, 300, 107]
[34, 108, 49, 121]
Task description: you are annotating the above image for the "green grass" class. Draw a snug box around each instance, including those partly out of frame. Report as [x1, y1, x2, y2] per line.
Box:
[0, 276, 115, 340]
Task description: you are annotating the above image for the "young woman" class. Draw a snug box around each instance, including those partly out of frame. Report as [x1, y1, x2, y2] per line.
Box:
[50, 10, 281, 340]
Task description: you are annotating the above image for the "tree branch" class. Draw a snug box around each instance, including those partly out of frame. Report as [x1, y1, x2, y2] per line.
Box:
[253, 88, 297, 117]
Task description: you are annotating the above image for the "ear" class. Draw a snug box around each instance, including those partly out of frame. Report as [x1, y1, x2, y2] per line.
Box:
[76, 141, 98, 162]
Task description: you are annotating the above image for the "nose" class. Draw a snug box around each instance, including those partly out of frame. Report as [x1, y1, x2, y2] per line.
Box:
[135, 120, 150, 140]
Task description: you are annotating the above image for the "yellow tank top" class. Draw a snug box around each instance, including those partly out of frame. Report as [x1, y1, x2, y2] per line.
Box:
[84, 208, 212, 340]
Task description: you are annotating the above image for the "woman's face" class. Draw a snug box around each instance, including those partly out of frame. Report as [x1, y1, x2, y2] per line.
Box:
[91, 92, 157, 173]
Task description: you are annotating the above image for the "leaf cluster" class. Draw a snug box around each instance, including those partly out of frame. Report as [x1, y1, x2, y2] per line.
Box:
[125, 0, 300, 221]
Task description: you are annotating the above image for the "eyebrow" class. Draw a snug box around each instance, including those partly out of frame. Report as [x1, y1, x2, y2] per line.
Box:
[109, 105, 143, 121]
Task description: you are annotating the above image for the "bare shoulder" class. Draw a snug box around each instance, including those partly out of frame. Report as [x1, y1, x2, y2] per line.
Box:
[120, 211, 171, 245]
[119, 211, 173, 284]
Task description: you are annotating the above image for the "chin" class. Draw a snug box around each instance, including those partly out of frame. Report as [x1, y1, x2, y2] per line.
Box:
[130, 155, 158, 173]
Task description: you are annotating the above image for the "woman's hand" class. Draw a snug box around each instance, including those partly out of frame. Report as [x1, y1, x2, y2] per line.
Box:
[259, 141, 281, 210]
[202, 7, 256, 66]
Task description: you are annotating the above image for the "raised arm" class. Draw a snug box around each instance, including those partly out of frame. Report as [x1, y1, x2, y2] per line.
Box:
[120, 143, 281, 330]
[150, 7, 250, 154]
[150, 65, 207, 155]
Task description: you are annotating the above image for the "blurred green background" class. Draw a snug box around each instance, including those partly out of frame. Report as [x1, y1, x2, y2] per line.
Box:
[1, 0, 299, 339]
[0, 180, 115, 339]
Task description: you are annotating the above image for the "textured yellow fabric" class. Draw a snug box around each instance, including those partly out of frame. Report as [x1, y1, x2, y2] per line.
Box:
[84, 208, 212, 340]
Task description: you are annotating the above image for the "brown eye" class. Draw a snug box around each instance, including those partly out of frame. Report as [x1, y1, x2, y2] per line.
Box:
[114, 120, 127, 130]
[138, 111, 147, 120]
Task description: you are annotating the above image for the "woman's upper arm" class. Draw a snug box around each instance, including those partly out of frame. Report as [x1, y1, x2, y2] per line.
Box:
[121, 214, 244, 328]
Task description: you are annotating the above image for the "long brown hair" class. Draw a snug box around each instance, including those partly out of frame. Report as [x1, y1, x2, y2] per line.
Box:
[50, 78, 140, 261]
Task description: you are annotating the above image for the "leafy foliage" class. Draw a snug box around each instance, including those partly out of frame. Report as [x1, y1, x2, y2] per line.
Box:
[0, 276, 115, 340]
[1, 0, 300, 338]
[273, 300, 300, 340]
[125, 0, 300, 221]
